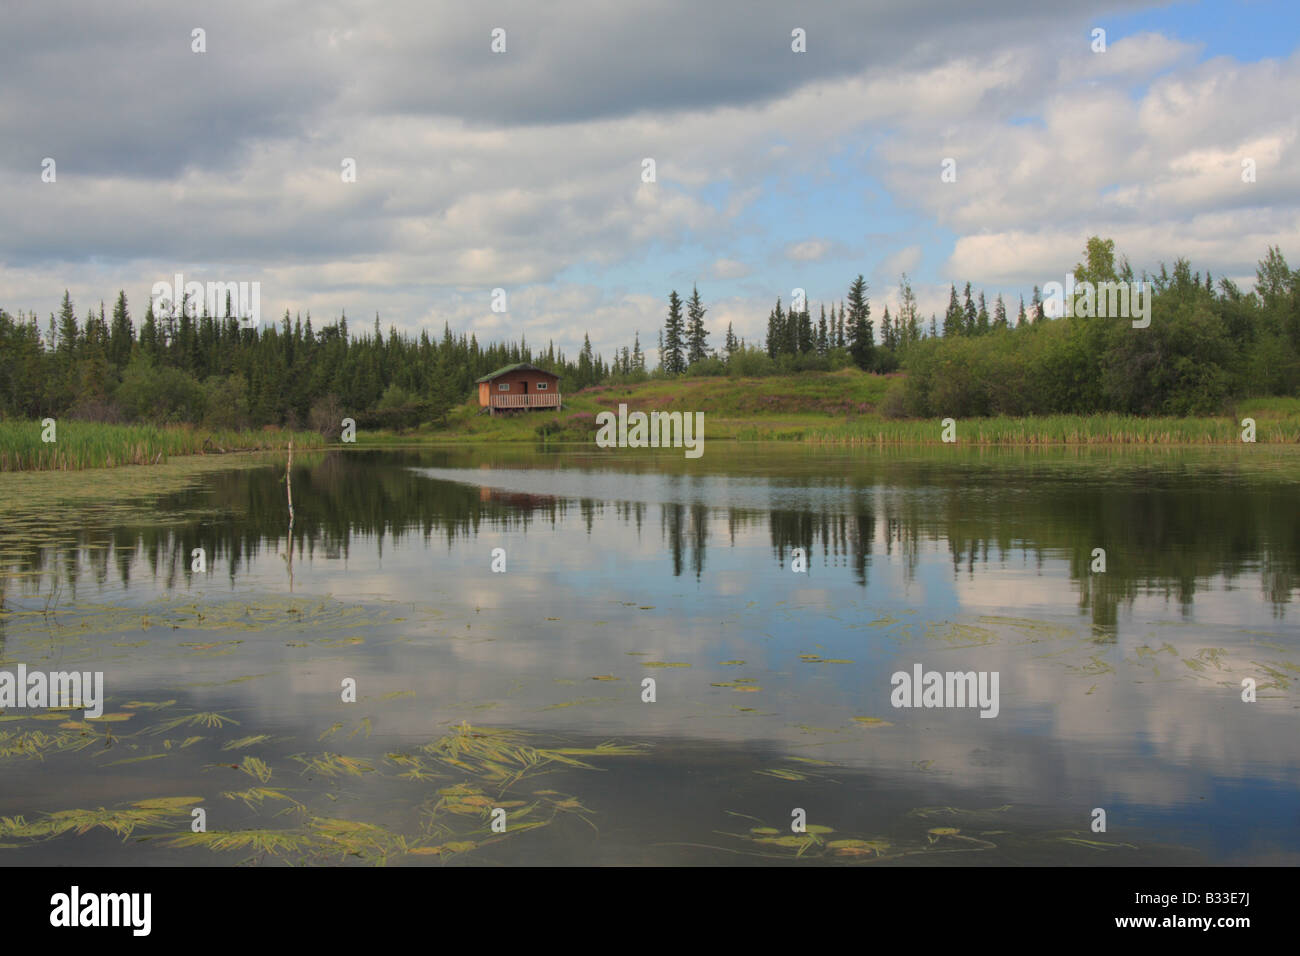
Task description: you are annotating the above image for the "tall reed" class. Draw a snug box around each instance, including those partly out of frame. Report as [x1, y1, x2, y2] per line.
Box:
[0, 422, 324, 472]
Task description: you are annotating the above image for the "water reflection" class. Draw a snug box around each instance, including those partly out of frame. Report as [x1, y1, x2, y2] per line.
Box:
[2, 447, 1296, 637]
[1, 445, 1297, 866]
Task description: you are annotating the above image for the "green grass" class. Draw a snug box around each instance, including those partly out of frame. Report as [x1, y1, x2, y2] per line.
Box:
[358, 369, 894, 444]
[803, 412, 1300, 444]
[350, 370, 1300, 446]
[0, 421, 324, 472]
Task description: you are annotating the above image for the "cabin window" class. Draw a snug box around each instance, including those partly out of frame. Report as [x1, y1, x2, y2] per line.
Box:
[498, 383, 509, 391]
[536, 382, 548, 390]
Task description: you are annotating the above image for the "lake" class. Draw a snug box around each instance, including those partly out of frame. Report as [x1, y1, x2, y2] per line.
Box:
[0, 443, 1296, 865]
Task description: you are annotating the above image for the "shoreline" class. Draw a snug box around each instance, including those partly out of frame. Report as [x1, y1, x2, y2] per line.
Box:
[1, 417, 1297, 474]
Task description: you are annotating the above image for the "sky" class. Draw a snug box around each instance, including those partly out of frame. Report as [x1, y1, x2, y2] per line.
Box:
[2, 0, 1297, 363]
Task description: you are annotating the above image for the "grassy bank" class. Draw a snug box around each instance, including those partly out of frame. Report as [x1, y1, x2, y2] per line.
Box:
[0, 422, 324, 472]
[353, 370, 1300, 446]
[799, 409, 1300, 444]
[6, 373, 1295, 469]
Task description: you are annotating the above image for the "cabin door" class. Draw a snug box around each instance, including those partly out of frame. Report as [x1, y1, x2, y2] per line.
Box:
[520, 381, 527, 404]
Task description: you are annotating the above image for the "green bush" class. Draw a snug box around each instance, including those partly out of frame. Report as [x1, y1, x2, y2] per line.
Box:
[202, 374, 251, 430]
[115, 358, 206, 424]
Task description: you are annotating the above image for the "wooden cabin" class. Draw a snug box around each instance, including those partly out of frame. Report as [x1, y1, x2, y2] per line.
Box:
[476, 363, 562, 415]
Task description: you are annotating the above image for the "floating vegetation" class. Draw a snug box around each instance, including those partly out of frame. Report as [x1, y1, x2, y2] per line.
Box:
[1055, 835, 1139, 850]
[909, 805, 1013, 819]
[105, 754, 167, 767]
[239, 756, 273, 783]
[0, 594, 399, 652]
[710, 681, 762, 692]
[754, 768, 809, 782]
[927, 622, 999, 648]
[222, 787, 303, 811]
[222, 735, 272, 751]
[542, 697, 620, 710]
[420, 722, 645, 788]
[310, 817, 411, 863]
[179, 640, 245, 652]
[165, 828, 314, 858]
[711, 805, 1062, 863]
[641, 661, 690, 668]
[1251, 660, 1293, 691]
[149, 712, 239, 733]
[386, 753, 441, 782]
[432, 783, 525, 819]
[0, 796, 199, 842]
[0, 728, 98, 760]
[926, 827, 997, 849]
[851, 716, 893, 726]
[291, 753, 375, 778]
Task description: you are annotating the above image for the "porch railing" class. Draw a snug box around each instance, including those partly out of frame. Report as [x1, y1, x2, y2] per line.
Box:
[489, 392, 561, 409]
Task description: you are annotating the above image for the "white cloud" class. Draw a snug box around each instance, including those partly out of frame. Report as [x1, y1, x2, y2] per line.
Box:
[712, 258, 751, 279]
[786, 239, 832, 262]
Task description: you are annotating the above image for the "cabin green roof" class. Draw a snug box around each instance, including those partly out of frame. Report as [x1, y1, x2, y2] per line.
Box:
[474, 362, 560, 383]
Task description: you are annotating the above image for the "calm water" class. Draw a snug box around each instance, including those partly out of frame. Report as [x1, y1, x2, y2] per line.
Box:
[1, 444, 1297, 865]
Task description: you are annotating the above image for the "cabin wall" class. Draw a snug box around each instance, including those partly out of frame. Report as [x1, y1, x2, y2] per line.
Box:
[477, 369, 561, 406]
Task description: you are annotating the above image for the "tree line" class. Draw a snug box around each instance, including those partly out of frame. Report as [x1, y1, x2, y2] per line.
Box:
[651, 239, 1299, 416]
[2, 237, 1295, 430]
[0, 294, 627, 431]
[895, 241, 1300, 417]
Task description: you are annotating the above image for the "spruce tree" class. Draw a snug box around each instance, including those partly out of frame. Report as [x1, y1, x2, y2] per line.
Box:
[140, 302, 159, 363]
[845, 275, 874, 370]
[663, 290, 685, 374]
[962, 283, 977, 335]
[108, 291, 132, 367]
[57, 291, 78, 360]
[993, 294, 1007, 331]
[898, 274, 920, 347]
[766, 298, 788, 357]
[685, 285, 709, 367]
[797, 303, 813, 354]
[944, 285, 962, 337]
